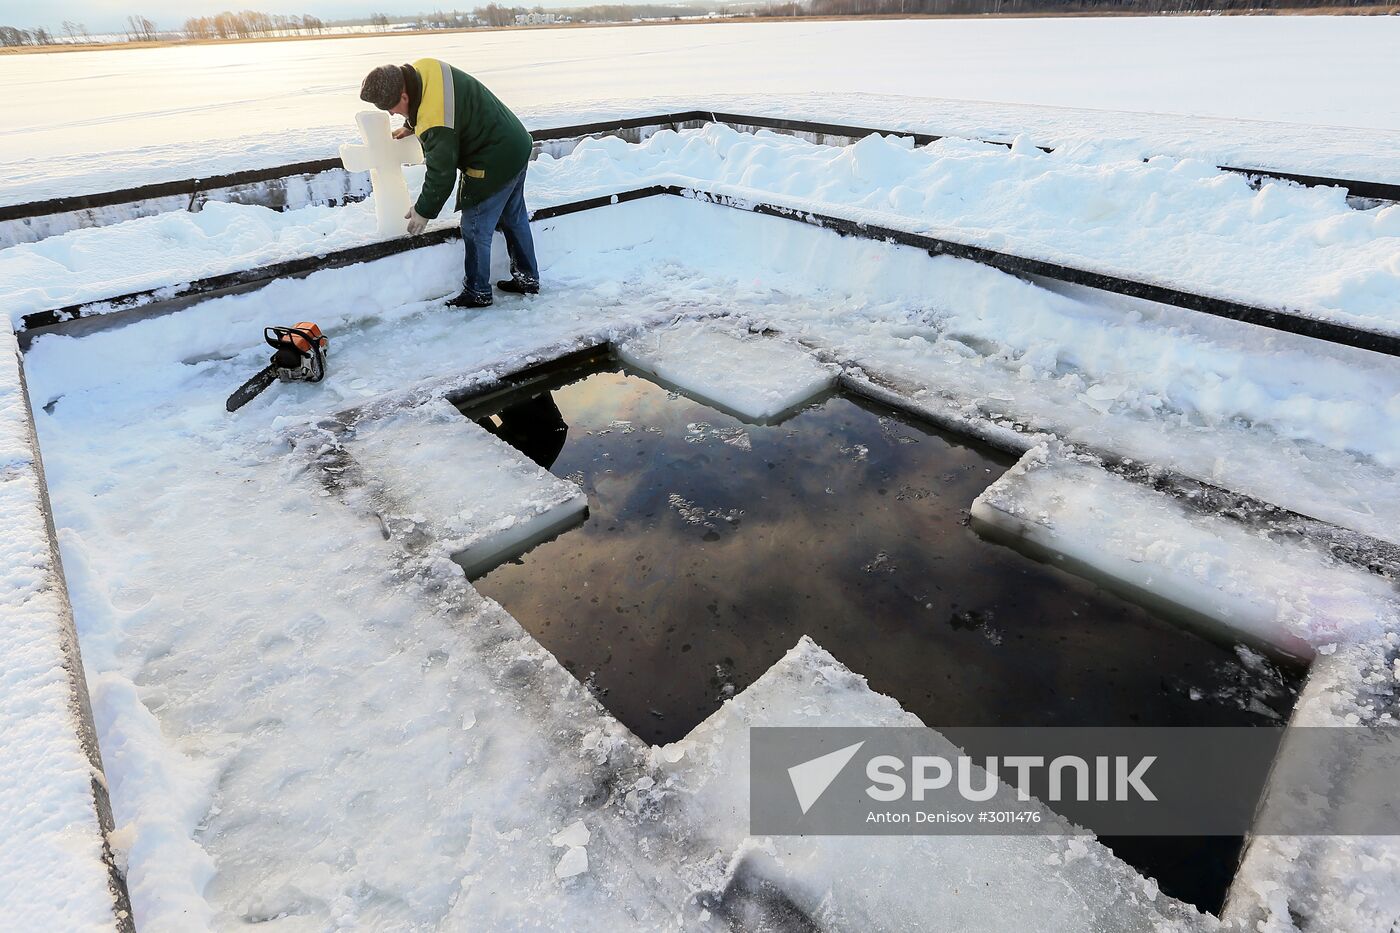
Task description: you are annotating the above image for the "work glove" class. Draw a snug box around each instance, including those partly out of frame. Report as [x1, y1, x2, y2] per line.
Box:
[405, 208, 428, 236]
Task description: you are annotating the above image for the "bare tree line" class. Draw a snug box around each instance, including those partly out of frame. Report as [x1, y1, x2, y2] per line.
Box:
[183, 11, 327, 39]
[0, 10, 327, 46]
[5, 0, 1391, 49]
[126, 15, 158, 40]
[1, 20, 94, 45]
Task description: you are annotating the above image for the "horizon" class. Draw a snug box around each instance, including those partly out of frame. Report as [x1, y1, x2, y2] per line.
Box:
[0, 0, 722, 34]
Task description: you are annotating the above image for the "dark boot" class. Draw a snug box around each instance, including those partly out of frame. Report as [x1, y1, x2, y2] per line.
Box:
[496, 276, 540, 296]
[447, 290, 494, 309]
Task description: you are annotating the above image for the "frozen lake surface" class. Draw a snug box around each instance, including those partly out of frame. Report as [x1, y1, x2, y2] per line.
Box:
[2, 16, 1399, 202]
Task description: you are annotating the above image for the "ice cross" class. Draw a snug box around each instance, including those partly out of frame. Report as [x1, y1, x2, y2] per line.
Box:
[340, 110, 425, 237]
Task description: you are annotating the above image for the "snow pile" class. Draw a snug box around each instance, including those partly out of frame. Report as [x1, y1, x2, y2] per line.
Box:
[617, 320, 836, 422]
[0, 164, 377, 251]
[655, 637, 1206, 931]
[0, 197, 388, 318]
[345, 399, 588, 578]
[531, 124, 1400, 331]
[0, 316, 121, 932]
[971, 444, 1400, 660]
[9, 120, 1397, 336]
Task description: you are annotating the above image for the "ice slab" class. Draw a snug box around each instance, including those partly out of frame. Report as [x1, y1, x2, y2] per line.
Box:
[616, 321, 837, 423]
[346, 400, 587, 577]
[654, 637, 1205, 930]
[1225, 634, 1400, 932]
[971, 445, 1400, 661]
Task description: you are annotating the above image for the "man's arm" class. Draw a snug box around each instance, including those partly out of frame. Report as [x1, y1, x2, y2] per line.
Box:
[414, 126, 459, 220]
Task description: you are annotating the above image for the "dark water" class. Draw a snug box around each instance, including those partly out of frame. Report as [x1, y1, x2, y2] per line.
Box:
[463, 361, 1300, 914]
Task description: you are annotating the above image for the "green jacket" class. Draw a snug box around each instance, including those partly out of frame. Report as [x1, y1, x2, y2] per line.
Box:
[405, 58, 532, 218]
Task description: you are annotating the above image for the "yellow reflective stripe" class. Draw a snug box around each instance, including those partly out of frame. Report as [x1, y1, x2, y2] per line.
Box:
[412, 58, 449, 133]
[465, 168, 485, 178]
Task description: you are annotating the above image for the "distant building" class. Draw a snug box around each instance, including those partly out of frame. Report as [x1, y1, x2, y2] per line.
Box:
[514, 12, 557, 25]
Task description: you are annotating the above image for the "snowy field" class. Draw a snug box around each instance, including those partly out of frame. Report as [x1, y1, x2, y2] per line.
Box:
[2, 16, 1400, 203]
[4, 14, 1400, 933]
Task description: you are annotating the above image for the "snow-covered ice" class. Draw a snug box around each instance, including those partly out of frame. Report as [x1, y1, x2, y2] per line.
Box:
[617, 320, 837, 422]
[1225, 635, 1400, 932]
[0, 315, 123, 932]
[345, 399, 588, 578]
[659, 637, 1207, 931]
[546, 126, 1400, 332]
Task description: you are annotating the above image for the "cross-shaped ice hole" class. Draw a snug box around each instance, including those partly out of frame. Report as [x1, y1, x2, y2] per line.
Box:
[447, 354, 1302, 914]
[340, 110, 425, 237]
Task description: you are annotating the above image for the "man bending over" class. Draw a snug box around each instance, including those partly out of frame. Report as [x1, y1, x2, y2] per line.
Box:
[360, 60, 538, 308]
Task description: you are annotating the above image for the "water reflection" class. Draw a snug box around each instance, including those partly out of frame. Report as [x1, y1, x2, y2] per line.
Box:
[471, 367, 1298, 742]
[476, 392, 568, 469]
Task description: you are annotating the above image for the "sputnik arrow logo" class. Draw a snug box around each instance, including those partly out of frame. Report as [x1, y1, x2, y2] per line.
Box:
[788, 741, 865, 815]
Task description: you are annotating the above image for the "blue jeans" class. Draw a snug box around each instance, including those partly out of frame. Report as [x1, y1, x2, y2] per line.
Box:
[460, 166, 538, 300]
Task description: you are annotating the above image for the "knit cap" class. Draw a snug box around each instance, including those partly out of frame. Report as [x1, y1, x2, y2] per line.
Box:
[360, 64, 404, 110]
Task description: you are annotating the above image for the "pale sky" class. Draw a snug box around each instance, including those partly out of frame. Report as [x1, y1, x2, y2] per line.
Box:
[0, 0, 584, 33]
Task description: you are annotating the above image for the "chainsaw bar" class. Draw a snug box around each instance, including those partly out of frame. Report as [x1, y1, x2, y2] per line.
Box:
[225, 365, 277, 412]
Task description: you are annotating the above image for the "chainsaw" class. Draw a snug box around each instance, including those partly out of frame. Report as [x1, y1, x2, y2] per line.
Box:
[225, 323, 329, 412]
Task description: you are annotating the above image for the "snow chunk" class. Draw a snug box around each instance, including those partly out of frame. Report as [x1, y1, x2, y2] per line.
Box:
[554, 845, 589, 880]
[551, 820, 590, 848]
[617, 321, 836, 423]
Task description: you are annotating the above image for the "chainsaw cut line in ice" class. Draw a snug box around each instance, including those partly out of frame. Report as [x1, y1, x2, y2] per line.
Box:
[338, 110, 424, 237]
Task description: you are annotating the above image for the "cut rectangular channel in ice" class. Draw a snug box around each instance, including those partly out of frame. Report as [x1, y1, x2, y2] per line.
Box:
[346, 400, 588, 577]
[615, 321, 837, 423]
[457, 355, 1302, 914]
